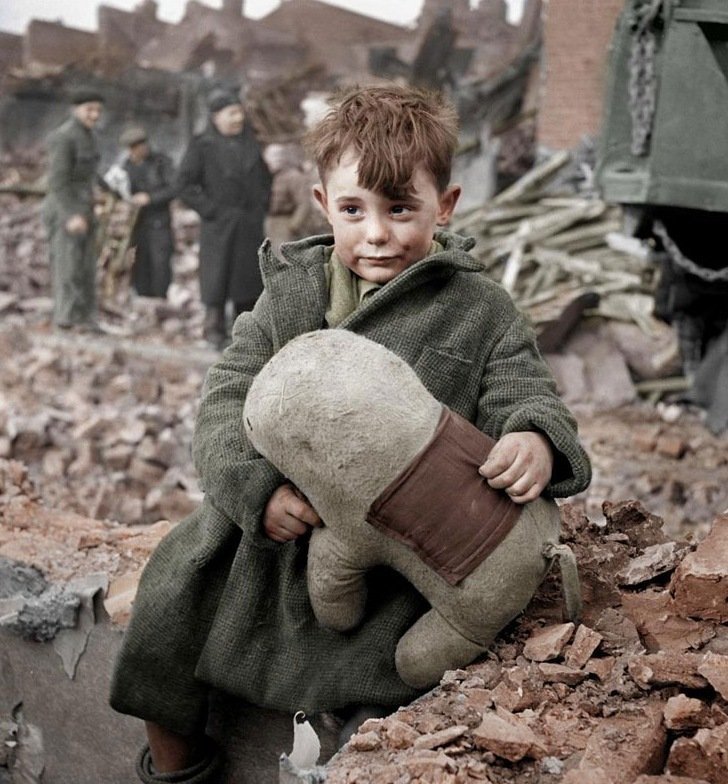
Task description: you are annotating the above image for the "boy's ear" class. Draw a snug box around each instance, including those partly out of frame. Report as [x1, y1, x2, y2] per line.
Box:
[436, 185, 461, 226]
[312, 184, 332, 225]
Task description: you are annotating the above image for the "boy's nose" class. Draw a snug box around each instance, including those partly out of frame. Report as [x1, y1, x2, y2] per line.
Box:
[365, 216, 389, 245]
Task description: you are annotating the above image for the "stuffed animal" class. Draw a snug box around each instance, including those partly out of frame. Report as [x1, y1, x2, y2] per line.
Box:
[243, 330, 580, 689]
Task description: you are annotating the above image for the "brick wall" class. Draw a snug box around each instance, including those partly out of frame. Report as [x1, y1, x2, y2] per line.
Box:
[538, 0, 624, 149]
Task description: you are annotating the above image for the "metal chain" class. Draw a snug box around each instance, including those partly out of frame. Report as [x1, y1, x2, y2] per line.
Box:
[627, 0, 664, 156]
[654, 220, 728, 282]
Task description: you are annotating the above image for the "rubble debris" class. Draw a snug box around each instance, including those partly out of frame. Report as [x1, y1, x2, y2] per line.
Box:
[670, 515, 728, 622]
[324, 508, 728, 783]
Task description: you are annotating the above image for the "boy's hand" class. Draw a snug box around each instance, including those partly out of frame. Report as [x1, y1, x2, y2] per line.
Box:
[478, 432, 554, 504]
[264, 483, 322, 542]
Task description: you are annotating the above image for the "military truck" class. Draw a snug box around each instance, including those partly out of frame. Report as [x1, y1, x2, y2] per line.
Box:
[596, 0, 728, 429]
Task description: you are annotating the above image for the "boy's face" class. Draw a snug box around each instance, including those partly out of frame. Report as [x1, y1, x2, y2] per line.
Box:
[313, 152, 460, 284]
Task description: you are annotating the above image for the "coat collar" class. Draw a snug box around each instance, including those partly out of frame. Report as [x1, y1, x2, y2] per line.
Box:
[258, 230, 479, 348]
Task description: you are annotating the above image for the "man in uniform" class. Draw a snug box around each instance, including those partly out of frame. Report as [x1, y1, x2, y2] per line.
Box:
[176, 90, 271, 349]
[43, 87, 107, 332]
[118, 126, 177, 299]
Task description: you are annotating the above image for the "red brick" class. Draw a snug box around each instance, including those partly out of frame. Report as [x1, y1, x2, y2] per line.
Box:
[671, 515, 728, 622]
[628, 653, 708, 691]
[564, 624, 603, 668]
[663, 695, 718, 732]
[667, 723, 728, 783]
[577, 702, 667, 781]
[523, 622, 575, 662]
[697, 652, 728, 701]
[472, 708, 547, 762]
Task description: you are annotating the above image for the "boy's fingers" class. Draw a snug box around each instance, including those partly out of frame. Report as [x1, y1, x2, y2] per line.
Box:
[507, 483, 541, 504]
[289, 497, 322, 527]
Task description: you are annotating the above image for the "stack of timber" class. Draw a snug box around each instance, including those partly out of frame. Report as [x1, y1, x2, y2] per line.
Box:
[452, 151, 657, 334]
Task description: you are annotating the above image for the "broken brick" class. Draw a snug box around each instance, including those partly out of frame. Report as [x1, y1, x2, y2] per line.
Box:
[663, 695, 717, 732]
[523, 622, 575, 662]
[537, 662, 587, 686]
[412, 725, 468, 750]
[594, 608, 644, 655]
[671, 515, 728, 623]
[628, 652, 708, 690]
[381, 718, 419, 749]
[621, 589, 716, 654]
[667, 723, 728, 783]
[565, 624, 603, 668]
[697, 652, 728, 701]
[472, 708, 547, 762]
[616, 541, 689, 586]
[584, 656, 616, 682]
[601, 500, 668, 549]
[348, 731, 381, 752]
[654, 434, 688, 459]
[577, 701, 666, 781]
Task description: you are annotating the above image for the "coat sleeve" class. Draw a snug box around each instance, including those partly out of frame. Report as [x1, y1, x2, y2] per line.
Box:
[47, 130, 85, 220]
[191, 291, 284, 544]
[476, 307, 592, 498]
[147, 154, 178, 207]
[176, 139, 216, 219]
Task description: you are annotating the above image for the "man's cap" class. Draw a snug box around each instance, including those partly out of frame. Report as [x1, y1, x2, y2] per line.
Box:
[120, 125, 148, 147]
[69, 87, 105, 105]
[207, 89, 242, 114]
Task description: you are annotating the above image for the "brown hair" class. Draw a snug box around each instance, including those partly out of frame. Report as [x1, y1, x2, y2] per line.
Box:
[304, 84, 459, 198]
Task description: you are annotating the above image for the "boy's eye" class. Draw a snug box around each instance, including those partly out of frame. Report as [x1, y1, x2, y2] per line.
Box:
[341, 205, 361, 216]
[391, 205, 412, 215]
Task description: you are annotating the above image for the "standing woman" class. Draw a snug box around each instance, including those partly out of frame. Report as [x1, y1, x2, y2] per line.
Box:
[177, 90, 272, 349]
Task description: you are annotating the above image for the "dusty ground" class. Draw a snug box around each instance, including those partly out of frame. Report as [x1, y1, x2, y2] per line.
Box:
[1, 192, 728, 783]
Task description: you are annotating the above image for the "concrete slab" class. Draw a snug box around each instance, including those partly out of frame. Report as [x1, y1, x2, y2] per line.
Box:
[0, 602, 340, 783]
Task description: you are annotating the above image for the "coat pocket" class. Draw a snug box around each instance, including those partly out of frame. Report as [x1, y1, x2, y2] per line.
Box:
[413, 346, 473, 404]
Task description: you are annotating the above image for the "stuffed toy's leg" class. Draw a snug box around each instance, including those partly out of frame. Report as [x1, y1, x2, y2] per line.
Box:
[307, 525, 381, 632]
[395, 498, 562, 689]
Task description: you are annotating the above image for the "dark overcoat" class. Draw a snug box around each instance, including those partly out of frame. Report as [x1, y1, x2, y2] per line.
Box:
[176, 123, 271, 307]
[124, 151, 177, 298]
[110, 232, 592, 736]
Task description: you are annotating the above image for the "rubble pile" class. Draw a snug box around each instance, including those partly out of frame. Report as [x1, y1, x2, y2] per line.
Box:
[0, 320, 205, 526]
[452, 150, 657, 332]
[326, 501, 728, 784]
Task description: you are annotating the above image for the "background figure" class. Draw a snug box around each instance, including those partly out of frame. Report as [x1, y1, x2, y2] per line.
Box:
[263, 142, 328, 256]
[177, 90, 272, 349]
[42, 87, 106, 332]
[118, 126, 177, 299]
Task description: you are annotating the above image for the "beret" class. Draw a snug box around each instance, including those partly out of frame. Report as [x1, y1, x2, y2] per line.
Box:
[119, 125, 148, 147]
[70, 87, 105, 105]
[207, 89, 242, 114]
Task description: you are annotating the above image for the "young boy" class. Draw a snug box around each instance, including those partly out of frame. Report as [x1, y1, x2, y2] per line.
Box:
[110, 85, 591, 783]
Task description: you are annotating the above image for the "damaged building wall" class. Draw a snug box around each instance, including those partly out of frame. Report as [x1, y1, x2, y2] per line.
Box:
[23, 20, 99, 72]
[538, 0, 624, 149]
[0, 69, 206, 168]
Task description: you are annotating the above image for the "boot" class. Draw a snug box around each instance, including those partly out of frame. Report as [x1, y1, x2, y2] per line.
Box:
[136, 737, 223, 784]
[203, 306, 227, 351]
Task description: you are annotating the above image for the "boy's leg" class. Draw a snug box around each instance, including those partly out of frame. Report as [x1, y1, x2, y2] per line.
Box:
[145, 722, 198, 772]
[137, 723, 223, 783]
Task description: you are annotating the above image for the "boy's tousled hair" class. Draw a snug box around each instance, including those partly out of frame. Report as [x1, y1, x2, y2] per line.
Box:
[304, 84, 459, 198]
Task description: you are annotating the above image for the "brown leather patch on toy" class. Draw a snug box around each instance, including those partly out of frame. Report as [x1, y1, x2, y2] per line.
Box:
[366, 407, 522, 586]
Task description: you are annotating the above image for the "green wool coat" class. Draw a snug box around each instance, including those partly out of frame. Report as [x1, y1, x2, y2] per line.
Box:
[110, 232, 591, 736]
